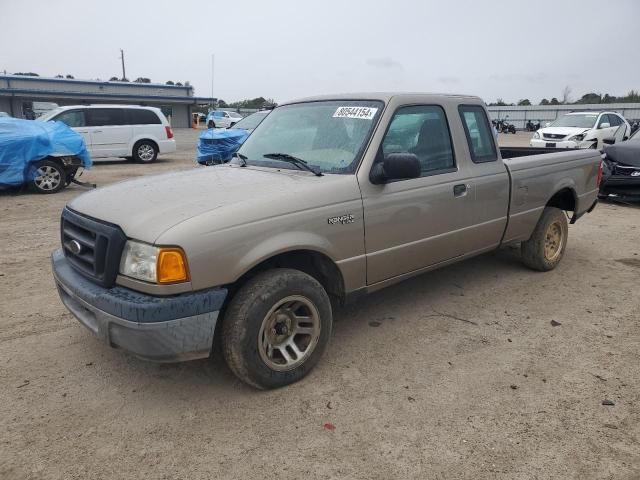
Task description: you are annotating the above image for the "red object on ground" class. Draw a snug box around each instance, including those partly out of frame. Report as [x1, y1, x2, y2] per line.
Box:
[323, 422, 336, 431]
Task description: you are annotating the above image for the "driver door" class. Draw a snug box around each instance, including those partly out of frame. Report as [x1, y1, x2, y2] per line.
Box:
[360, 104, 475, 284]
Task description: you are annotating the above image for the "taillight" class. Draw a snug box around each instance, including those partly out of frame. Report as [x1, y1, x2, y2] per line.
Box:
[165, 126, 174, 139]
[597, 159, 603, 187]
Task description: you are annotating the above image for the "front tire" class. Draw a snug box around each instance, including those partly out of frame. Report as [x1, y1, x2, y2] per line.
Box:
[222, 269, 332, 389]
[521, 207, 568, 271]
[132, 140, 158, 163]
[31, 160, 66, 194]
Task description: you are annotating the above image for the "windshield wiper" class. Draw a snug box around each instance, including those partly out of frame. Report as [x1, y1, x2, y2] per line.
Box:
[262, 153, 323, 176]
[232, 152, 248, 167]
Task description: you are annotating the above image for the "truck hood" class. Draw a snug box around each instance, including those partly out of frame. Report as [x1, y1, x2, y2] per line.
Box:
[68, 165, 353, 242]
[538, 127, 590, 137]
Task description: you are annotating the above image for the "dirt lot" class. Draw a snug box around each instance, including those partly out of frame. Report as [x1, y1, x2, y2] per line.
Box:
[1, 129, 639, 479]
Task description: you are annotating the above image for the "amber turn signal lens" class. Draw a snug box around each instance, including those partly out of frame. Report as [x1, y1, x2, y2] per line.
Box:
[157, 248, 189, 284]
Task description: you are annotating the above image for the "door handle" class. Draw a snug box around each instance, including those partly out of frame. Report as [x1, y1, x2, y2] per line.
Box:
[453, 184, 468, 197]
[93, 130, 102, 133]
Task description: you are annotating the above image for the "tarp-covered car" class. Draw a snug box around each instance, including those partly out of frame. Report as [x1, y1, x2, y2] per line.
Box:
[0, 117, 91, 193]
[601, 128, 640, 200]
[196, 110, 269, 165]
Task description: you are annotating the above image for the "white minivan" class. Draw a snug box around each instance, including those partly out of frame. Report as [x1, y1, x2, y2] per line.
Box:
[38, 105, 176, 163]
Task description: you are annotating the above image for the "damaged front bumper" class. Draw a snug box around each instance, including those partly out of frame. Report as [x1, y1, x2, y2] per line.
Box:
[51, 249, 227, 362]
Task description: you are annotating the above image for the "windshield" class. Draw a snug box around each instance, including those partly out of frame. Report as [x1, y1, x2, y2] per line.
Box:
[230, 110, 269, 130]
[550, 114, 598, 129]
[35, 107, 64, 121]
[237, 100, 383, 174]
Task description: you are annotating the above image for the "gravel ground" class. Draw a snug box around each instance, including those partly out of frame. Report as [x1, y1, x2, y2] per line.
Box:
[1, 128, 639, 479]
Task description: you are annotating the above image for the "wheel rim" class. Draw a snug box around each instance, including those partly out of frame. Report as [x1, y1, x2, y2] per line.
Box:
[258, 295, 321, 371]
[544, 220, 564, 261]
[34, 165, 61, 191]
[137, 144, 154, 161]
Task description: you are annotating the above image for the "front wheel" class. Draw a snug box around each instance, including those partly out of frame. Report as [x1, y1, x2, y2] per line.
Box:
[222, 269, 332, 389]
[521, 207, 568, 271]
[31, 160, 66, 194]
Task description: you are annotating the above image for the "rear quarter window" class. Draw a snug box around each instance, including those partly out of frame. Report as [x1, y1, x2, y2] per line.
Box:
[458, 105, 497, 163]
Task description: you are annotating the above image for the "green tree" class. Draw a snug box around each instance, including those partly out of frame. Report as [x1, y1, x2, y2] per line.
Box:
[517, 99, 531, 106]
[165, 80, 175, 85]
[134, 77, 151, 83]
[539, 98, 550, 105]
[550, 97, 560, 105]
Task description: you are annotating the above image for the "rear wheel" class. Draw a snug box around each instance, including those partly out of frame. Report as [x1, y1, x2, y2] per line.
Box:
[521, 207, 568, 271]
[132, 140, 158, 163]
[222, 269, 332, 389]
[31, 160, 66, 194]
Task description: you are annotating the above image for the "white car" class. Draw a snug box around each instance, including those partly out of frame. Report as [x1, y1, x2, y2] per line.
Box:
[37, 105, 176, 163]
[530, 111, 631, 150]
[206, 110, 243, 129]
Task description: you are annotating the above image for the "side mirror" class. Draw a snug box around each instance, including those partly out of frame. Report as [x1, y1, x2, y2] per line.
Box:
[371, 153, 421, 184]
[599, 122, 610, 129]
[602, 137, 616, 145]
[544, 122, 551, 127]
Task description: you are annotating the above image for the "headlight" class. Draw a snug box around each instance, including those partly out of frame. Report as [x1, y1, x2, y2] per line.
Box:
[568, 133, 585, 142]
[119, 240, 189, 284]
[532, 131, 540, 139]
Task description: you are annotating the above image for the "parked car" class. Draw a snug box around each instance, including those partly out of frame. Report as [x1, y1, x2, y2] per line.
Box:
[206, 110, 243, 129]
[600, 126, 640, 200]
[37, 105, 176, 163]
[51, 93, 600, 389]
[530, 111, 630, 149]
[0, 117, 91, 193]
[197, 110, 270, 164]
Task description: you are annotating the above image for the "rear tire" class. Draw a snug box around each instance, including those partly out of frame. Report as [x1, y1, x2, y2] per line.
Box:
[30, 160, 66, 194]
[132, 140, 158, 163]
[222, 269, 332, 390]
[521, 207, 568, 271]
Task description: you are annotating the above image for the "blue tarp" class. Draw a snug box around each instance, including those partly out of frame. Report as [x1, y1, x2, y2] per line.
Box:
[0, 117, 92, 186]
[196, 128, 249, 164]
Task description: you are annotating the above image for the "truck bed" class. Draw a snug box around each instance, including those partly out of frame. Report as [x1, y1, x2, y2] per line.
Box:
[500, 148, 601, 245]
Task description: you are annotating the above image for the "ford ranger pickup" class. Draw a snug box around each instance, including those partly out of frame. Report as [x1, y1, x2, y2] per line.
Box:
[51, 93, 601, 389]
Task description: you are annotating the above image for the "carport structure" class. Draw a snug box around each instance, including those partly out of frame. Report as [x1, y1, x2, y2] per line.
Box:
[0, 75, 215, 128]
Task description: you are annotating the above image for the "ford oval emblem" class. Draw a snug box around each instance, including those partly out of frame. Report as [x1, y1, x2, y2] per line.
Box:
[66, 239, 83, 255]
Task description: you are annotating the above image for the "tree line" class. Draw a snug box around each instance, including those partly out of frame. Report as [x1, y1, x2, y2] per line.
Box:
[10, 72, 191, 87]
[489, 86, 640, 107]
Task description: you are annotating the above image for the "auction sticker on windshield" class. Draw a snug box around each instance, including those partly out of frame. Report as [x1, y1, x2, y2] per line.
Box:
[333, 106, 378, 120]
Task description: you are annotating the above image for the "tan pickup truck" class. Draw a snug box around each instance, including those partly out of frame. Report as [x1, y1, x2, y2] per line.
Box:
[52, 93, 601, 389]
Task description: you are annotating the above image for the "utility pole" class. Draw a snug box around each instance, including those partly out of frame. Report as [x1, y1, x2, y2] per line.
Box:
[120, 49, 126, 81]
[211, 54, 215, 109]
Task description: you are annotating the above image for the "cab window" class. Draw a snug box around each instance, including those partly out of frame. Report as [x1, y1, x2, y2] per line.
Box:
[458, 105, 497, 163]
[54, 110, 86, 128]
[381, 105, 455, 177]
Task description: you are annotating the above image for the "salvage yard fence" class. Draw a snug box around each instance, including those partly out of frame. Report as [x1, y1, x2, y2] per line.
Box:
[487, 103, 640, 130]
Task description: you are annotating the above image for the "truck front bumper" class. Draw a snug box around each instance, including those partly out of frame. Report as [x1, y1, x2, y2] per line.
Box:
[51, 249, 227, 362]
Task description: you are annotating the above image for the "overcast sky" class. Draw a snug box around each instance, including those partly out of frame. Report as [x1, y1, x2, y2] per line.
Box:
[1, 0, 638, 104]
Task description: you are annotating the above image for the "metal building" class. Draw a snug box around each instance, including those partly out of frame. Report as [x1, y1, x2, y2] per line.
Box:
[487, 103, 640, 130]
[0, 75, 215, 128]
